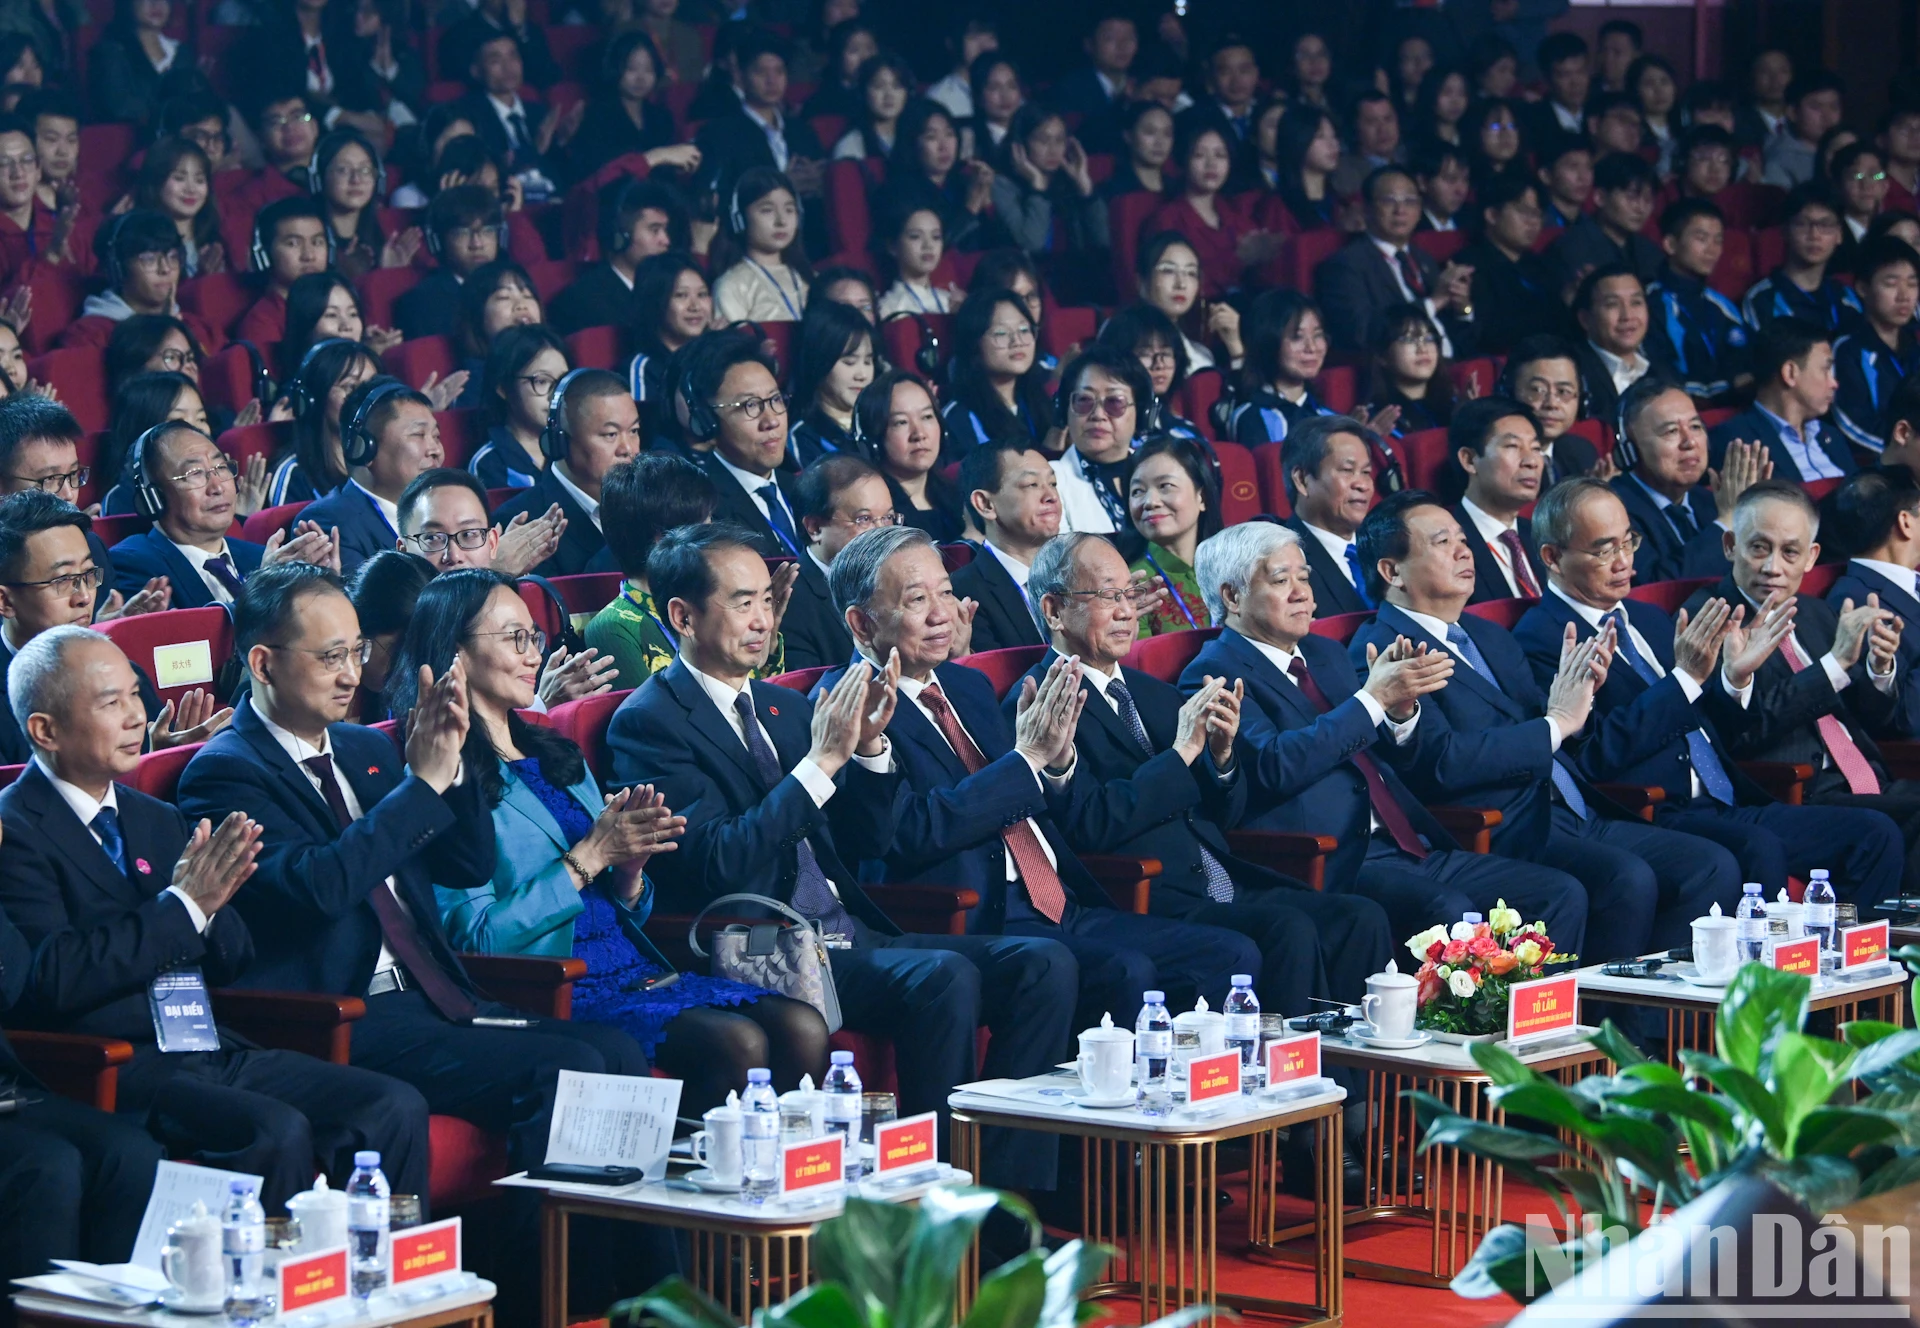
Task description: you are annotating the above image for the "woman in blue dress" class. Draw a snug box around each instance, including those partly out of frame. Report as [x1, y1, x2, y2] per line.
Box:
[399, 568, 829, 1111]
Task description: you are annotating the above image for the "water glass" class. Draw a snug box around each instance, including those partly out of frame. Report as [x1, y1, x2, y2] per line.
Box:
[389, 1195, 423, 1230]
[859, 1092, 896, 1164]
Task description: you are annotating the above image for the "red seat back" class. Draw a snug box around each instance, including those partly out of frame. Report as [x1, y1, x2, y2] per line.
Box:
[1710, 228, 1755, 300]
[13, 265, 89, 353]
[29, 347, 109, 432]
[1803, 477, 1842, 503]
[1312, 365, 1357, 413]
[1752, 227, 1785, 277]
[768, 666, 830, 694]
[1447, 359, 1497, 401]
[1697, 407, 1739, 430]
[1123, 625, 1222, 682]
[1464, 596, 1540, 630]
[95, 607, 235, 709]
[1309, 611, 1374, 645]
[198, 342, 263, 415]
[1211, 442, 1262, 524]
[242, 501, 310, 544]
[1412, 230, 1469, 265]
[566, 325, 625, 371]
[1044, 306, 1096, 363]
[1251, 443, 1293, 518]
[1292, 230, 1347, 294]
[525, 260, 577, 303]
[130, 742, 202, 800]
[826, 159, 872, 256]
[880, 313, 952, 376]
[432, 410, 479, 467]
[1107, 191, 1165, 297]
[179, 272, 255, 339]
[1179, 369, 1224, 439]
[1397, 426, 1454, 492]
[486, 486, 526, 511]
[954, 645, 1047, 700]
[1800, 563, 1841, 597]
[549, 573, 624, 617]
[384, 336, 457, 389]
[358, 266, 425, 330]
[1627, 576, 1719, 615]
[547, 689, 634, 782]
[92, 513, 151, 545]
[939, 541, 975, 572]
[216, 423, 289, 475]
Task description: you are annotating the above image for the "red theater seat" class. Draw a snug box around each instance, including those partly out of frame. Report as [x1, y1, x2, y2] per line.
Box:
[129, 743, 202, 801]
[1464, 597, 1540, 631]
[29, 347, 109, 432]
[1123, 626, 1222, 682]
[547, 689, 634, 782]
[384, 336, 457, 389]
[95, 607, 235, 710]
[955, 645, 1047, 700]
[1309, 611, 1374, 645]
[1212, 442, 1262, 524]
[768, 666, 830, 694]
[242, 501, 310, 545]
[1627, 577, 1719, 615]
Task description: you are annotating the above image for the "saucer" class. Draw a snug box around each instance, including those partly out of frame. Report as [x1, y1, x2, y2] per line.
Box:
[1349, 1025, 1432, 1051]
[1067, 1088, 1139, 1109]
[158, 1288, 225, 1315]
[1680, 969, 1733, 988]
[685, 1169, 743, 1193]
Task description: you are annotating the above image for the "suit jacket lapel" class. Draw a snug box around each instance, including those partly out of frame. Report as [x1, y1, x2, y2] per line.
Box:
[145, 531, 207, 606]
[1378, 604, 1527, 720]
[500, 767, 573, 852]
[981, 552, 1039, 640]
[1850, 563, 1920, 625]
[17, 767, 142, 903]
[1222, 630, 1319, 726]
[1062, 654, 1142, 755]
[665, 661, 764, 790]
[233, 701, 340, 829]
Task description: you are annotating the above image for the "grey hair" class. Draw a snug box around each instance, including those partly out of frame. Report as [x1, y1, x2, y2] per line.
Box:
[829, 524, 934, 617]
[1194, 521, 1300, 625]
[1027, 532, 1109, 606]
[1733, 478, 1821, 541]
[1532, 476, 1616, 550]
[1281, 413, 1378, 506]
[8, 624, 109, 745]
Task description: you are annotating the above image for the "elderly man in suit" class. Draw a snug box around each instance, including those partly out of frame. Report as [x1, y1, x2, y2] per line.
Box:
[1351, 491, 1741, 959]
[1832, 467, 1920, 730]
[1609, 378, 1765, 585]
[0, 626, 430, 1210]
[1448, 397, 1550, 602]
[1707, 317, 1857, 484]
[950, 441, 1060, 655]
[1280, 415, 1384, 617]
[821, 525, 1259, 1033]
[492, 370, 642, 577]
[1316, 166, 1476, 358]
[1513, 477, 1904, 904]
[606, 523, 1077, 1192]
[1681, 481, 1920, 891]
[300, 378, 447, 579]
[787, 454, 890, 671]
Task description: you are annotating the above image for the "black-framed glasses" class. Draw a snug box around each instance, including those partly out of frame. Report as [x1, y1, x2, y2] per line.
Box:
[9, 465, 87, 494]
[719, 391, 788, 420]
[1575, 531, 1644, 562]
[3, 565, 101, 597]
[470, 626, 547, 655]
[263, 111, 314, 131]
[153, 348, 193, 372]
[517, 373, 560, 397]
[406, 527, 492, 554]
[169, 458, 237, 490]
[834, 509, 902, 532]
[268, 639, 373, 670]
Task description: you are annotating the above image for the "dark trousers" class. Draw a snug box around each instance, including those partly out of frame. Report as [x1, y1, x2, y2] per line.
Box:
[1357, 838, 1588, 953]
[1003, 907, 1263, 1035]
[1658, 799, 1906, 907]
[118, 1047, 431, 1214]
[1810, 776, 1920, 896]
[0, 1092, 162, 1327]
[1176, 887, 1393, 1012]
[1542, 810, 1743, 960]
[832, 933, 1078, 1189]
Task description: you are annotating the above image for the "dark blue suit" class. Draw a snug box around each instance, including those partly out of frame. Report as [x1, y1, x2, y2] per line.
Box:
[607, 659, 1077, 1187]
[1610, 472, 1729, 586]
[1016, 652, 1391, 1011]
[298, 481, 397, 579]
[1454, 504, 1546, 605]
[1707, 407, 1857, 485]
[1352, 604, 1739, 957]
[1831, 559, 1920, 737]
[1179, 628, 1587, 950]
[1513, 590, 1903, 904]
[821, 657, 1260, 1033]
[108, 529, 266, 610]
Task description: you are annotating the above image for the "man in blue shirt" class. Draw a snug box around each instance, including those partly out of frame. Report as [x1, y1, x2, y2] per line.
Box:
[1647, 199, 1752, 403]
[1709, 318, 1857, 483]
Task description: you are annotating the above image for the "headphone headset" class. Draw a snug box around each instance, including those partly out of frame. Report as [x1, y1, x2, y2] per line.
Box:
[1612, 390, 1641, 472]
[600, 178, 648, 260]
[308, 130, 386, 205]
[251, 205, 336, 275]
[341, 378, 409, 470]
[674, 355, 722, 444]
[542, 367, 594, 462]
[727, 175, 803, 236]
[285, 337, 358, 419]
[882, 313, 941, 378]
[425, 211, 510, 261]
[126, 421, 178, 519]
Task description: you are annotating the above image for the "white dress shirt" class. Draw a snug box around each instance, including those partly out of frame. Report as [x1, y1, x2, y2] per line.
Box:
[1589, 341, 1651, 399]
[1369, 234, 1456, 356]
[1459, 496, 1525, 596]
[1081, 661, 1235, 780]
[168, 536, 240, 606]
[1299, 520, 1363, 590]
[1627, 471, 1729, 534]
[1396, 607, 1563, 750]
[350, 479, 400, 539]
[1551, 101, 1583, 134]
[1856, 558, 1919, 598]
[39, 759, 210, 932]
[714, 452, 796, 537]
[551, 459, 602, 530]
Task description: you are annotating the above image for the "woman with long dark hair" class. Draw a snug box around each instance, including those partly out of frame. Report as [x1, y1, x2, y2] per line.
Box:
[1126, 435, 1220, 637]
[939, 287, 1051, 457]
[347, 549, 434, 725]
[99, 370, 209, 514]
[1363, 302, 1454, 436]
[474, 323, 569, 491]
[1230, 289, 1336, 445]
[1147, 119, 1273, 300]
[454, 258, 542, 368]
[967, 50, 1022, 154]
[88, 0, 195, 126]
[830, 49, 912, 161]
[1464, 97, 1527, 193]
[1105, 99, 1173, 198]
[627, 253, 711, 431]
[787, 301, 875, 467]
[1411, 65, 1471, 148]
[310, 127, 414, 281]
[271, 337, 381, 505]
[406, 569, 827, 1111]
[877, 98, 997, 250]
[279, 271, 400, 380]
[855, 369, 960, 539]
[990, 103, 1097, 258]
[105, 312, 200, 394]
[1097, 304, 1208, 443]
[133, 137, 222, 275]
[1267, 105, 1341, 234]
[800, 17, 877, 121]
[568, 29, 686, 178]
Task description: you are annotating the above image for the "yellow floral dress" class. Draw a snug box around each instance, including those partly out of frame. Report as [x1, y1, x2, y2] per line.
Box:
[586, 581, 787, 691]
[1129, 547, 1206, 639]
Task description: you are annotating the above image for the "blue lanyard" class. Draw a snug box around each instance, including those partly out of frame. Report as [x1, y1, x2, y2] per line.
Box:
[623, 586, 678, 649]
[905, 282, 948, 314]
[746, 258, 803, 321]
[1144, 551, 1197, 629]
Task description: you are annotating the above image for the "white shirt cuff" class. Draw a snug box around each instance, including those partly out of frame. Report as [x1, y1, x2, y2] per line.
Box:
[1354, 689, 1389, 727]
[1544, 716, 1563, 752]
[793, 757, 836, 807]
[1021, 749, 1077, 790]
[1674, 669, 1705, 703]
[168, 886, 210, 934]
[850, 737, 894, 773]
[1871, 656, 1898, 692]
[1721, 668, 1753, 709]
[1820, 651, 1852, 692]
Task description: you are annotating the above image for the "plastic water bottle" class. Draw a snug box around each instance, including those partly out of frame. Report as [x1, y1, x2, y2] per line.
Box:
[1136, 991, 1172, 1115]
[1736, 882, 1768, 963]
[822, 1051, 864, 1183]
[222, 1181, 273, 1325]
[1805, 869, 1838, 955]
[1223, 975, 1260, 1091]
[346, 1151, 391, 1299]
[741, 1068, 780, 1205]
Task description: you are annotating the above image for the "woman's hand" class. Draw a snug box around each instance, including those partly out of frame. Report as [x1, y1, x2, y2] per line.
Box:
[964, 159, 994, 214]
[1063, 137, 1095, 196]
[232, 450, 269, 514]
[200, 240, 228, 274]
[381, 227, 423, 270]
[1206, 301, 1243, 359]
[575, 785, 687, 889]
[418, 369, 469, 411]
[1010, 141, 1048, 192]
[365, 324, 404, 355]
[643, 143, 702, 172]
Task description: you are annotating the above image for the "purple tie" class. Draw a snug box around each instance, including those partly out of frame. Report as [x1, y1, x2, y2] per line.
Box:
[204, 553, 245, 600]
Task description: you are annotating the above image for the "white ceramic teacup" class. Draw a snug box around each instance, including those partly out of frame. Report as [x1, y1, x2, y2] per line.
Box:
[286, 1178, 348, 1252]
[1362, 968, 1419, 1041]
[160, 1202, 224, 1309]
[1077, 1024, 1135, 1098]
[1692, 906, 1740, 983]
[691, 1105, 744, 1185]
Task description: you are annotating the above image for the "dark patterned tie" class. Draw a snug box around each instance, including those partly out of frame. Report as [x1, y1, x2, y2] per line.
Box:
[301, 754, 477, 1021]
[1665, 502, 1699, 539]
[1107, 676, 1237, 902]
[91, 807, 128, 877]
[732, 692, 854, 935]
[1604, 611, 1736, 805]
[1285, 657, 1427, 857]
[203, 553, 245, 600]
[1497, 530, 1541, 597]
[1395, 248, 1427, 298]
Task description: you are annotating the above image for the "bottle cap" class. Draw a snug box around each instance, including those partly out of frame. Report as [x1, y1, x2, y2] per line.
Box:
[1142, 990, 1164, 1003]
[1231, 974, 1252, 986]
[229, 1180, 254, 1194]
[1462, 912, 1484, 924]
[748, 1068, 772, 1082]
[354, 1151, 380, 1168]
[1743, 881, 1762, 892]
[830, 1051, 853, 1065]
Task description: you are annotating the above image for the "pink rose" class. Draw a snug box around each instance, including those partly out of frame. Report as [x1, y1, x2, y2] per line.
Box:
[1467, 935, 1498, 959]
[1441, 939, 1469, 964]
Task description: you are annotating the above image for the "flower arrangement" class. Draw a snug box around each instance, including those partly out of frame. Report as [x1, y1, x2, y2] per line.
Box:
[1404, 901, 1570, 1037]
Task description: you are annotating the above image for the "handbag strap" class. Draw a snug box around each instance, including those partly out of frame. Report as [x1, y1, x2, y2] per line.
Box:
[687, 893, 819, 960]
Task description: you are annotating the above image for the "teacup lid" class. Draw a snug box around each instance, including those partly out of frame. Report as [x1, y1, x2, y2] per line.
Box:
[1370, 957, 1417, 987]
[1693, 901, 1735, 930]
[175, 1201, 218, 1230]
[1082, 1012, 1132, 1040]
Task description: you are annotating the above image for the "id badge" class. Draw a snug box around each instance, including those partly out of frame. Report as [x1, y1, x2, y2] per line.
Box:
[149, 968, 220, 1053]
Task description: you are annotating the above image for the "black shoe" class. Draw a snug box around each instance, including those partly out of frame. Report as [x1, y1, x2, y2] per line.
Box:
[1278, 1149, 1368, 1206]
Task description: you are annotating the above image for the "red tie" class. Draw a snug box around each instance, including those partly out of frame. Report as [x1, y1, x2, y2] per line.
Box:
[1498, 530, 1542, 597]
[1286, 657, 1429, 859]
[919, 682, 1069, 922]
[1395, 248, 1427, 298]
[1775, 636, 1882, 795]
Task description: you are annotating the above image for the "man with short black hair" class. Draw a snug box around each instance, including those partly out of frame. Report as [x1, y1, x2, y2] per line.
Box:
[1316, 166, 1475, 357]
[450, 32, 557, 197]
[1531, 32, 1593, 141]
[1504, 335, 1600, 477]
[1412, 140, 1470, 233]
[677, 332, 806, 559]
[1460, 175, 1565, 354]
[950, 441, 1061, 654]
[1281, 414, 1381, 617]
[1647, 198, 1752, 402]
[1832, 467, 1920, 712]
[395, 185, 505, 341]
[787, 453, 891, 670]
[1709, 317, 1854, 483]
[0, 394, 134, 618]
[235, 196, 331, 346]
[18, 88, 84, 210]
[1548, 152, 1663, 291]
[492, 368, 641, 575]
[1535, 135, 1594, 230]
[1595, 19, 1643, 94]
[59, 210, 222, 352]
[0, 111, 71, 282]
[302, 378, 446, 577]
[228, 95, 320, 220]
[1764, 69, 1845, 187]
[693, 32, 825, 205]
[1053, 12, 1137, 132]
[396, 467, 563, 577]
[1833, 237, 1920, 452]
[1585, 92, 1646, 159]
[1448, 397, 1550, 602]
[1571, 264, 1667, 426]
[1330, 88, 1404, 198]
[549, 179, 690, 336]
[1742, 183, 1863, 335]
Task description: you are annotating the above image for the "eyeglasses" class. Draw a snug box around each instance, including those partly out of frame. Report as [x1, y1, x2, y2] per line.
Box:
[470, 626, 547, 655]
[4, 565, 100, 597]
[329, 164, 377, 183]
[132, 251, 180, 274]
[986, 325, 1036, 348]
[1483, 120, 1517, 133]
[1376, 194, 1422, 208]
[9, 465, 87, 493]
[1520, 383, 1579, 404]
[1788, 216, 1842, 234]
[517, 373, 559, 397]
[1063, 587, 1132, 605]
[1069, 391, 1134, 419]
[1152, 263, 1200, 282]
[407, 527, 492, 554]
[1393, 331, 1439, 348]
[719, 391, 788, 420]
[1139, 348, 1177, 368]
[263, 111, 314, 131]
[268, 638, 374, 671]
[180, 127, 226, 152]
[1573, 531, 1644, 562]
[168, 458, 237, 490]
[447, 225, 498, 247]
[152, 348, 192, 371]
[835, 509, 902, 531]
[1851, 171, 1889, 183]
[0, 153, 38, 174]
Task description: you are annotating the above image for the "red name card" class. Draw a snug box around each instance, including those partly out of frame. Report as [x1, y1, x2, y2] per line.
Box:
[873, 1112, 938, 1176]
[390, 1217, 461, 1285]
[1187, 1049, 1241, 1103]
[1843, 920, 1891, 970]
[1507, 975, 1578, 1044]
[278, 1246, 348, 1313]
[1265, 1032, 1321, 1087]
[779, 1133, 844, 1197]
[1773, 936, 1820, 977]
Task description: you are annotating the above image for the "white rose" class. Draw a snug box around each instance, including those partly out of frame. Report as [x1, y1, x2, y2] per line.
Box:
[1407, 925, 1448, 957]
[1450, 921, 1478, 942]
[1448, 970, 1477, 999]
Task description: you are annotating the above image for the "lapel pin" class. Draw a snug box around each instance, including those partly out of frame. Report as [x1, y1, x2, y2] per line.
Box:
[368, 766, 379, 775]
[768, 705, 779, 716]
[135, 858, 151, 875]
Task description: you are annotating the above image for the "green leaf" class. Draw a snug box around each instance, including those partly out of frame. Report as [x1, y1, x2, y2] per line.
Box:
[1448, 1222, 1535, 1300]
[1793, 1107, 1903, 1158]
[1714, 964, 1812, 1076]
[1483, 1080, 1593, 1134]
[1467, 1040, 1539, 1087]
[761, 1283, 866, 1328]
[1773, 1033, 1851, 1151]
[1845, 1029, 1920, 1083]
[610, 1277, 739, 1328]
[1681, 1051, 1788, 1152]
[813, 1197, 916, 1322]
[1035, 1242, 1116, 1328]
[1588, 1019, 1649, 1070]
[1609, 1083, 1736, 1137]
[1760, 1154, 1861, 1212]
[959, 1254, 1048, 1328]
[1862, 1150, 1920, 1197]
[1889, 944, 1920, 978]
[894, 1188, 1013, 1328]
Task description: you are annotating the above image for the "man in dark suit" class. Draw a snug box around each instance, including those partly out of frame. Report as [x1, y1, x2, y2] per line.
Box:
[1448, 398, 1549, 602]
[786, 454, 886, 671]
[437, 0, 560, 96]
[1315, 166, 1477, 358]
[1514, 477, 1904, 903]
[608, 525, 1077, 1190]
[1179, 521, 1589, 949]
[1460, 176, 1570, 356]
[0, 627, 430, 1211]
[0, 394, 128, 618]
[1027, 531, 1392, 1012]
[449, 33, 556, 189]
[492, 370, 642, 576]
[1683, 481, 1920, 890]
[1050, 14, 1135, 151]
[692, 32, 825, 208]
[547, 181, 686, 337]
[108, 423, 337, 610]
[1608, 378, 1755, 585]
[949, 441, 1059, 654]
[1571, 266, 1673, 430]
[393, 187, 505, 343]
[1353, 491, 1741, 959]
[1707, 317, 1857, 484]
[1280, 415, 1381, 617]
[823, 525, 1259, 1032]
[1831, 467, 1920, 730]
[301, 379, 446, 579]
[0, 899, 162, 1302]
[1546, 151, 1664, 291]
[668, 334, 804, 559]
